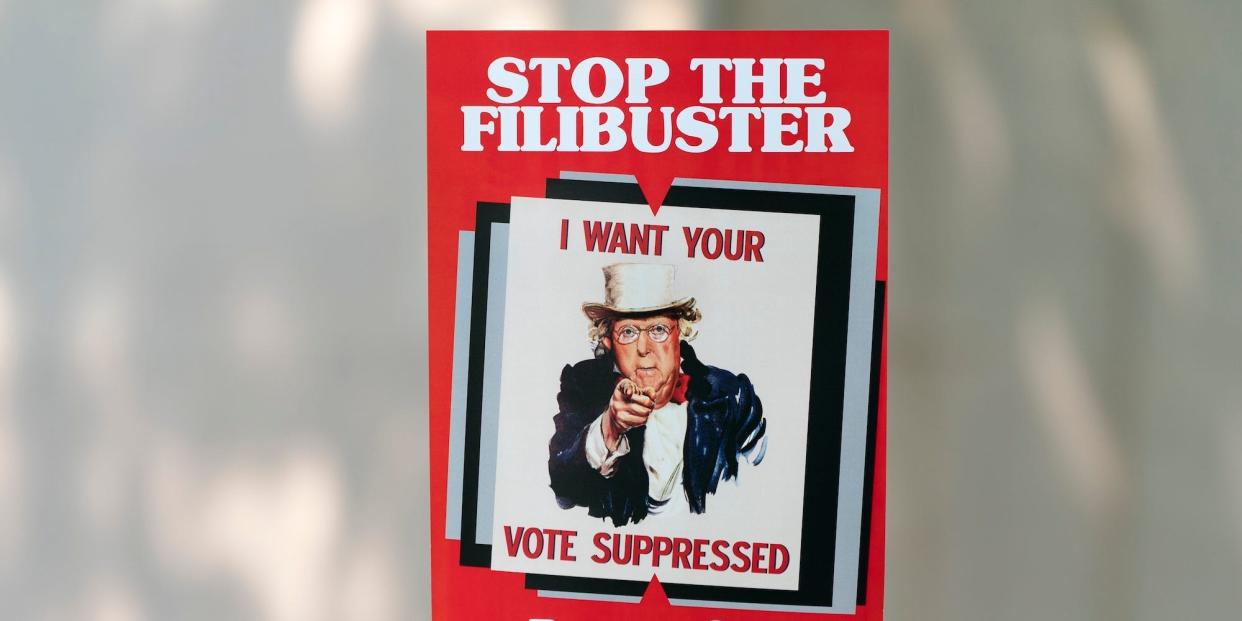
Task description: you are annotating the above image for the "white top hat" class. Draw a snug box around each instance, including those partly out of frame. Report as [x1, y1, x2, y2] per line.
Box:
[582, 263, 695, 320]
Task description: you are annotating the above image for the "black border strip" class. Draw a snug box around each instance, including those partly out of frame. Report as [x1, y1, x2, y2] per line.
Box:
[856, 281, 886, 604]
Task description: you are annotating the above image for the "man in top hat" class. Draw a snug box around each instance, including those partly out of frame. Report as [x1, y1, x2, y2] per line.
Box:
[548, 263, 767, 526]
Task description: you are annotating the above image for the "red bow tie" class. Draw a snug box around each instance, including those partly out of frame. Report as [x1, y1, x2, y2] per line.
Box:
[670, 373, 690, 405]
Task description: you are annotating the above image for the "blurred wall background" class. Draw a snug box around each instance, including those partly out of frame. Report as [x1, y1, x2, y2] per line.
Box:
[1, 1, 1239, 619]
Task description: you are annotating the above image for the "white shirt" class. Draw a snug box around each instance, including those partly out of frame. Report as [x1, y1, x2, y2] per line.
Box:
[584, 401, 690, 517]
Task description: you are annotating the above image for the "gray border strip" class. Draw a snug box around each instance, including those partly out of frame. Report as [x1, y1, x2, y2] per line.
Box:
[558, 171, 880, 615]
[445, 231, 474, 540]
[558, 171, 637, 184]
[536, 590, 642, 604]
[475, 222, 510, 545]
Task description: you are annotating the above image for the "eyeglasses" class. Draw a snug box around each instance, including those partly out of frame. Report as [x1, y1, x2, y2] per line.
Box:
[614, 323, 675, 345]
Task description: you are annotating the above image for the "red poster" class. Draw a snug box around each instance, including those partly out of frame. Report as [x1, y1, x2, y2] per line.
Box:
[427, 30, 887, 619]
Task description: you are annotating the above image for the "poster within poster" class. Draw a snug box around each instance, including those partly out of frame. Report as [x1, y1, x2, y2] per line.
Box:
[489, 197, 820, 590]
[427, 30, 888, 620]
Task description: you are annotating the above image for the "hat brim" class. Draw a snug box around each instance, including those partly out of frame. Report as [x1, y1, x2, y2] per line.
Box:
[582, 297, 696, 321]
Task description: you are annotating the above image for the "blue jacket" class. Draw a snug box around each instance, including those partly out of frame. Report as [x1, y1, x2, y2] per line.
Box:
[547, 342, 766, 526]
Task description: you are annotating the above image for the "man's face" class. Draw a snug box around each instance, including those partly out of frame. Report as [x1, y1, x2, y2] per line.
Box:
[603, 314, 681, 408]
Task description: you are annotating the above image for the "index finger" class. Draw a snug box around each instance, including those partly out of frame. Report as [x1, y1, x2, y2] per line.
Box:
[629, 393, 655, 409]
